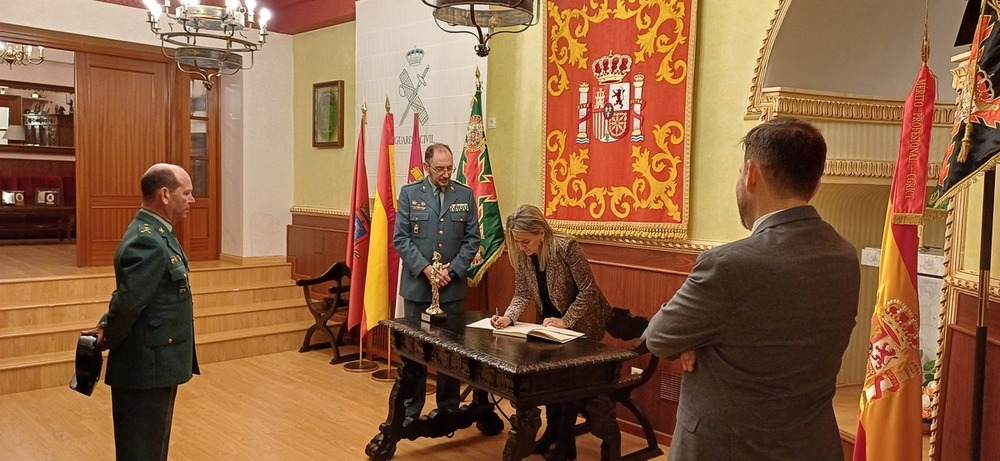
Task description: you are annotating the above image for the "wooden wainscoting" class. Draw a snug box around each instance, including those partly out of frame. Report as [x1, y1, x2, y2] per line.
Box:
[934, 291, 1000, 460]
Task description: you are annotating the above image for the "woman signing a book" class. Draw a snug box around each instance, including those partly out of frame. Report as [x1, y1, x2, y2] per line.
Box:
[490, 204, 612, 461]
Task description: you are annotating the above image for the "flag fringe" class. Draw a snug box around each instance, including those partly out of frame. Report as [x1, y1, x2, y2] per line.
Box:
[935, 155, 1000, 206]
[892, 213, 924, 226]
[468, 241, 506, 287]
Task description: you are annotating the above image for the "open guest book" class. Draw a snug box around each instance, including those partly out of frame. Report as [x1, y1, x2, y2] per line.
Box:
[466, 317, 586, 344]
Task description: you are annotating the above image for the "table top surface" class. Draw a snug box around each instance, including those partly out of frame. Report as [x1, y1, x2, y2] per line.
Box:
[383, 312, 638, 375]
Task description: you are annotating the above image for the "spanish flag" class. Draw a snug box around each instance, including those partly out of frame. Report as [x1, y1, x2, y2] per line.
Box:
[346, 109, 370, 333]
[853, 62, 934, 461]
[362, 110, 398, 334]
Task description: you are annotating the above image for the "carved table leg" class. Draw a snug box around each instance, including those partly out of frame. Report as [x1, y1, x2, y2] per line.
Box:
[586, 395, 621, 461]
[366, 359, 422, 460]
[502, 405, 541, 461]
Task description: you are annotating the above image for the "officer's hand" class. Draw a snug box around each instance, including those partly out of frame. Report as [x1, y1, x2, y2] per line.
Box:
[81, 323, 106, 350]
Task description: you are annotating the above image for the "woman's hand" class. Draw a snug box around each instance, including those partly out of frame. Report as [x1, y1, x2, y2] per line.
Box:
[541, 317, 567, 329]
[491, 315, 513, 329]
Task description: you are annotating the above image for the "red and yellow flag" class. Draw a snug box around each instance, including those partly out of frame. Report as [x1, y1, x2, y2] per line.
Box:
[346, 110, 370, 333]
[853, 63, 934, 461]
[362, 111, 398, 334]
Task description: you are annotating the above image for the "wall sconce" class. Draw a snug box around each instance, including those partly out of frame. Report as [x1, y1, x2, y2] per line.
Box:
[422, 0, 538, 57]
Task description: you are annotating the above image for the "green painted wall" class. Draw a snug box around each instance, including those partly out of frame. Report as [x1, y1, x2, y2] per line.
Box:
[486, 0, 778, 242]
[292, 22, 357, 209]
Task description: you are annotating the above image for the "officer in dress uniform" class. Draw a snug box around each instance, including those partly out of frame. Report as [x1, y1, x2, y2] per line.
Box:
[393, 143, 481, 417]
[83, 163, 200, 461]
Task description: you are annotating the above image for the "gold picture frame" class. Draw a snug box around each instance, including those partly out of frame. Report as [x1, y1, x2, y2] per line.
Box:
[313, 80, 345, 148]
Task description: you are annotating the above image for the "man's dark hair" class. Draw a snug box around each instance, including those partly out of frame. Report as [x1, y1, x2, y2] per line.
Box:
[424, 143, 452, 163]
[140, 167, 180, 200]
[741, 117, 826, 199]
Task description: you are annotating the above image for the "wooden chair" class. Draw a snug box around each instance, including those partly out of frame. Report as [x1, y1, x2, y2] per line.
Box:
[296, 261, 351, 364]
[576, 307, 664, 461]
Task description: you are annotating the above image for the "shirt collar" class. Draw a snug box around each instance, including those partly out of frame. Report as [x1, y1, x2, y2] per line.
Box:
[750, 208, 788, 234]
[139, 208, 173, 232]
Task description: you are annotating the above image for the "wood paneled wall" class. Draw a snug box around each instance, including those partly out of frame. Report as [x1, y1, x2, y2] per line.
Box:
[934, 292, 1000, 460]
[286, 209, 696, 445]
[0, 158, 74, 178]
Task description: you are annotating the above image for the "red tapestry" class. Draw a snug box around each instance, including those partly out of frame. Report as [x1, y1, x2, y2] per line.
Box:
[544, 0, 695, 240]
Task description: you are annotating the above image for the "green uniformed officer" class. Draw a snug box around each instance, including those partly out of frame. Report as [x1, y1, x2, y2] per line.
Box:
[393, 143, 481, 417]
[84, 163, 199, 461]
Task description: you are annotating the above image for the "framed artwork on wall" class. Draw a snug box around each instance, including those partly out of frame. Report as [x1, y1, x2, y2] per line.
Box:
[313, 80, 345, 148]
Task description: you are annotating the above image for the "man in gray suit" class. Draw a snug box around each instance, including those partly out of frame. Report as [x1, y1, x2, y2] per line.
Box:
[393, 142, 481, 417]
[643, 118, 860, 460]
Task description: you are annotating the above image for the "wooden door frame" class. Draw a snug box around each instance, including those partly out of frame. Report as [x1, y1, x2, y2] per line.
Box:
[0, 22, 221, 266]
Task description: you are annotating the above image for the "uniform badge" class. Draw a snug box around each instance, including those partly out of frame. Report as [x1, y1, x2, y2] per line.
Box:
[413, 203, 427, 211]
[449, 203, 469, 212]
[158, 227, 166, 234]
[140, 224, 151, 234]
[413, 223, 421, 234]
[170, 255, 180, 265]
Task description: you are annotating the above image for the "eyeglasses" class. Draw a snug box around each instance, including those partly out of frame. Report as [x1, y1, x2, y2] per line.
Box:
[427, 164, 454, 174]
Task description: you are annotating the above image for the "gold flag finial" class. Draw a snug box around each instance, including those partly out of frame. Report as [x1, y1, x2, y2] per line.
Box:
[921, 0, 930, 63]
[385, 96, 391, 113]
[362, 97, 367, 118]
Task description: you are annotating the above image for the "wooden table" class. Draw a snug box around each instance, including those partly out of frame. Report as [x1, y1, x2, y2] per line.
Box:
[365, 313, 638, 461]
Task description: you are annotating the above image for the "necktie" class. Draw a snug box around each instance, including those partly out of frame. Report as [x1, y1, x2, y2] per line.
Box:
[436, 188, 444, 209]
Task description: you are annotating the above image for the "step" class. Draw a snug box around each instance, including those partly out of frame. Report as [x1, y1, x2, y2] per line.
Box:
[0, 321, 311, 395]
[0, 274, 117, 309]
[0, 299, 109, 327]
[194, 299, 310, 334]
[192, 282, 301, 308]
[0, 298, 309, 357]
[0, 263, 294, 309]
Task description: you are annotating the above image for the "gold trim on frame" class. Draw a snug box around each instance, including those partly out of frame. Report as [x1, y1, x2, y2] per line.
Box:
[752, 88, 955, 125]
[289, 206, 349, 218]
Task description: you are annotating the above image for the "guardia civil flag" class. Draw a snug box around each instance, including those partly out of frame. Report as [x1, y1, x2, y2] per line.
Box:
[456, 73, 504, 286]
[853, 61, 934, 461]
[937, 3, 1000, 205]
[362, 110, 398, 334]
[346, 108, 371, 332]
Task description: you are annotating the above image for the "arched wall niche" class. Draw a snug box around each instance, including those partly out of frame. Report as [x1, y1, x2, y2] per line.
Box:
[742, 0, 970, 386]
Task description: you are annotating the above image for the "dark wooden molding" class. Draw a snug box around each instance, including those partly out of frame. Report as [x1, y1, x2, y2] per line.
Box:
[0, 79, 74, 94]
[0, 22, 169, 63]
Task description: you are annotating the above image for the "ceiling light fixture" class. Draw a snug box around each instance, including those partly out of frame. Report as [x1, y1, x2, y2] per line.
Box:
[0, 42, 45, 69]
[143, 0, 271, 90]
[421, 0, 538, 57]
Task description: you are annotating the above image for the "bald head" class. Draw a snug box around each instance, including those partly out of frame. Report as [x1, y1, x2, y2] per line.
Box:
[140, 163, 194, 224]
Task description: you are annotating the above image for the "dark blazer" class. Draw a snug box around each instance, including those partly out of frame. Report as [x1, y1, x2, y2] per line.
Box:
[394, 177, 481, 303]
[503, 236, 611, 340]
[643, 206, 859, 461]
[101, 210, 200, 389]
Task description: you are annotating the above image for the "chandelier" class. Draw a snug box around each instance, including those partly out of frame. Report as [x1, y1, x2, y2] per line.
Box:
[0, 42, 45, 69]
[421, 0, 538, 57]
[143, 0, 271, 89]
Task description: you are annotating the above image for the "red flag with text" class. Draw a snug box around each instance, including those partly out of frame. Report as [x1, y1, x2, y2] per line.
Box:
[853, 63, 933, 461]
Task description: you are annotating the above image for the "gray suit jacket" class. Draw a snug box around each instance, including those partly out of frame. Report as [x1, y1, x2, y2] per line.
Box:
[643, 206, 859, 461]
[393, 177, 481, 303]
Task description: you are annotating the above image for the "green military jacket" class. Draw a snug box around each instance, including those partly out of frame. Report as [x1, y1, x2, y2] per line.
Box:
[101, 210, 200, 389]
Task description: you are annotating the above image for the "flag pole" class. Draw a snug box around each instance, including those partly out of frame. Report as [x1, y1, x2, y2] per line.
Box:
[971, 169, 994, 461]
[372, 96, 401, 383]
[345, 98, 380, 373]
